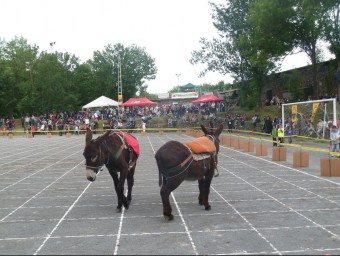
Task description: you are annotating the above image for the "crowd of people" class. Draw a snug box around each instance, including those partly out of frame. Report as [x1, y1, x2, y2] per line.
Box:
[0, 101, 228, 135]
[1, 94, 339, 146]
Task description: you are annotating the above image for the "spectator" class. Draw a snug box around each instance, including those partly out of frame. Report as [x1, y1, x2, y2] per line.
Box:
[2, 126, 6, 136]
[285, 125, 293, 144]
[316, 119, 326, 138]
[330, 125, 340, 157]
[142, 121, 146, 133]
[262, 116, 273, 134]
[252, 114, 259, 130]
[57, 120, 63, 136]
[277, 124, 285, 146]
[168, 116, 172, 127]
[272, 123, 278, 147]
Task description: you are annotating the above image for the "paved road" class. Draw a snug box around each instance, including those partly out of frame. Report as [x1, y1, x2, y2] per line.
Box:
[0, 132, 340, 255]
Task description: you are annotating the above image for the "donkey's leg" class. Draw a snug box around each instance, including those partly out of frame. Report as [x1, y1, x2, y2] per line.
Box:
[117, 170, 128, 211]
[198, 178, 204, 205]
[125, 166, 136, 209]
[110, 172, 124, 212]
[201, 169, 214, 210]
[203, 177, 212, 210]
[160, 176, 185, 221]
[160, 183, 173, 221]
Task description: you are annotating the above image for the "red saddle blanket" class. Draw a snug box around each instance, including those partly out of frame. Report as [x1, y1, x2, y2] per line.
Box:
[111, 131, 140, 157]
[183, 136, 216, 154]
[124, 133, 140, 156]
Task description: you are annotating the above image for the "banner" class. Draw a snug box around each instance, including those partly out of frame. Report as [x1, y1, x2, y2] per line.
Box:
[291, 104, 298, 122]
[291, 104, 297, 115]
[310, 102, 320, 123]
[171, 92, 199, 99]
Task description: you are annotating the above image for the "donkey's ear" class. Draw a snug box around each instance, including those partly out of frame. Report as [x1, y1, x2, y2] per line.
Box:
[97, 130, 111, 142]
[102, 130, 111, 138]
[214, 124, 224, 138]
[201, 125, 209, 135]
[85, 128, 92, 142]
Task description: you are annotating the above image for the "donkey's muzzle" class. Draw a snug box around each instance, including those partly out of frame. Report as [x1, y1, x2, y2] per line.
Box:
[86, 169, 97, 182]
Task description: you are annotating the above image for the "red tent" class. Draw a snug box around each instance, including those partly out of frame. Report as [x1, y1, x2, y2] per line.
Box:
[192, 94, 223, 103]
[121, 97, 157, 106]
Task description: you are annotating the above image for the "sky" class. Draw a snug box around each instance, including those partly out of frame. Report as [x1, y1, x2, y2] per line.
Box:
[1, 0, 334, 94]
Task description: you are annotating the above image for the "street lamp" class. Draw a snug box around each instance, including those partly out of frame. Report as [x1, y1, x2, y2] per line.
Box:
[117, 55, 123, 104]
[50, 42, 56, 53]
[25, 62, 33, 95]
[176, 73, 181, 92]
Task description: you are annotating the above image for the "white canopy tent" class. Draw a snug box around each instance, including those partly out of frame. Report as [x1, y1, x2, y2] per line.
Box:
[82, 95, 119, 109]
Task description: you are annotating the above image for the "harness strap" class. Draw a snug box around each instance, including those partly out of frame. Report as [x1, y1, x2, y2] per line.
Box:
[162, 144, 193, 179]
[110, 131, 135, 170]
[164, 158, 194, 180]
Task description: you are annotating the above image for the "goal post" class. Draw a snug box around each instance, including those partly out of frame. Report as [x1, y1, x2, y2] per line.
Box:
[281, 98, 337, 139]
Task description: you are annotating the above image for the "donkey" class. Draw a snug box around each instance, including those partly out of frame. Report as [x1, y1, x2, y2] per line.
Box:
[83, 128, 139, 212]
[155, 123, 223, 220]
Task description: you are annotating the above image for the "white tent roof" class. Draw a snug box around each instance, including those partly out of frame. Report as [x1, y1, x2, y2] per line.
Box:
[82, 95, 118, 109]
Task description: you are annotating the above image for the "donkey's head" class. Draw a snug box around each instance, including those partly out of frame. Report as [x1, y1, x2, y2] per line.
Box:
[200, 122, 223, 153]
[83, 128, 110, 182]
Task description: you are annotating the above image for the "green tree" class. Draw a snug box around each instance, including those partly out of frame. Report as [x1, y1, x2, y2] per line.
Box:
[72, 63, 97, 107]
[200, 81, 232, 93]
[322, 0, 340, 65]
[0, 36, 39, 116]
[89, 43, 157, 102]
[34, 52, 79, 113]
[249, 0, 335, 98]
[281, 70, 303, 102]
[190, 0, 277, 107]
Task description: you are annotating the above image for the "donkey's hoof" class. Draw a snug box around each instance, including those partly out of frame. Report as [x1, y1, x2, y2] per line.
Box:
[164, 214, 174, 221]
[205, 205, 211, 211]
[116, 206, 122, 213]
[198, 200, 203, 205]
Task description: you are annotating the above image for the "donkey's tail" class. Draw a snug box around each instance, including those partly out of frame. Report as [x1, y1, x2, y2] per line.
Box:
[155, 154, 163, 187]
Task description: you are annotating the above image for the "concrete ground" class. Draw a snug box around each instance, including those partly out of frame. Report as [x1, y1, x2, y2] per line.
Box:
[0, 132, 340, 255]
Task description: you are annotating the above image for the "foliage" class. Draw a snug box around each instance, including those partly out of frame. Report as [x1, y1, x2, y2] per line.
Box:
[0, 38, 157, 117]
[281, 70, 303, 102]
[190, 0, 278, 108]
[248, 0, 337, 98]
[322, 0, 340, 62]
[89, 43, 157, 103]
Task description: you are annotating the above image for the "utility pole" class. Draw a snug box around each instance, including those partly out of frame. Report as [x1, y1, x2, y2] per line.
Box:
[117, 56, 123, 105]
[50, 42, 55, 53]
[176, 73, 181, 92]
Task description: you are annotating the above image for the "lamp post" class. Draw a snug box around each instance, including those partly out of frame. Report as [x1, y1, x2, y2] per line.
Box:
[117, 55, 123, 105]
[26, 61, 34, 112]
[176, 73, 181, 92]
[50, 42, 55, 53]
[25, 62, 33, 96]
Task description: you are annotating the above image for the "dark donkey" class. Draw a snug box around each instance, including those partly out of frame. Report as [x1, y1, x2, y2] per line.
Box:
[83, 128, 139, 212]
[155, 123, 223, 220]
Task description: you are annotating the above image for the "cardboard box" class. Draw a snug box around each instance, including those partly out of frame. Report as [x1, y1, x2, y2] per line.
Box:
[272, 147, 287, 161]
[177, 130, 182, 135]
[293, 151, 309, 167]
[66, 132, 72, 138]
[46, 133, 52, 138]
[8, 133, 13, 139]
[222, 136, 231, 147]
[242, 141, 254, 152]
[256, 144, 268, 156]
[232, 138, 241, 149]
[159, 131, 164, 136]
[320, 158, 340, 176]
[239, 140, 245, 150]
